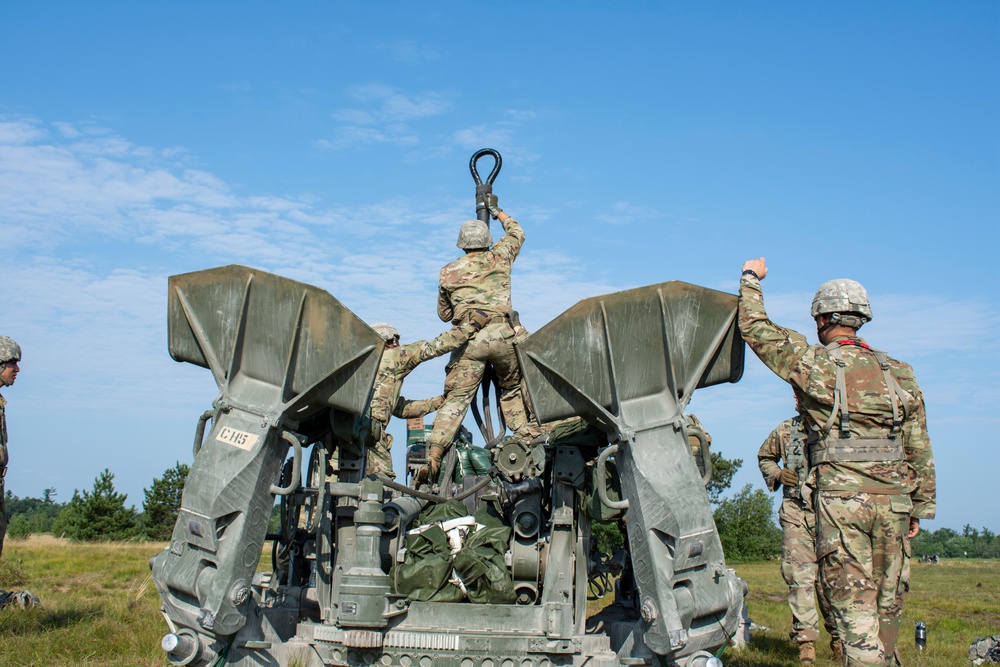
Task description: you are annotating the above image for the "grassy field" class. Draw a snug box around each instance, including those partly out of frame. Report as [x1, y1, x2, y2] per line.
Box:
[1, 535, 996, 666]
[717, 558, 1000, 667]
[0, 535, 167, 666]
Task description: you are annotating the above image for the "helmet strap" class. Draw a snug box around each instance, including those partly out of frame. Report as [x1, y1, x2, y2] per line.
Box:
[816, 317, 838, 337]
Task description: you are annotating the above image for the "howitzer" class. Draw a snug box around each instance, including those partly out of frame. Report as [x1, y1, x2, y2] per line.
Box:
[153, 264, 746, 667]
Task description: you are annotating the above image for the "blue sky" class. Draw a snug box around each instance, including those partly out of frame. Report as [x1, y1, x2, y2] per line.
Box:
[1, 2, 996, 531]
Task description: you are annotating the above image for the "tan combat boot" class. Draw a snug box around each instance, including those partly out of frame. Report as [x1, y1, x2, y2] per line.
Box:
[831, 638, 844, 663]
[799, 641, 816, 664]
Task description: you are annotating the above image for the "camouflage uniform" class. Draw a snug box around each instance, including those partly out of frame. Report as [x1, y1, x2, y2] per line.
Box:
[0, 394, 8, 559]
[758, 416, 840, 651]
[368, 325, 473, 476]
[426, 215, 541, 473]
[739, 274, 935, 667]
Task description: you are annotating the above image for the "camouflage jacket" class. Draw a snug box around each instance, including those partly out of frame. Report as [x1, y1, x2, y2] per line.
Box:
[739, 275, 935, 519]
[437, 217, 525, 325]
[757, 416, 809, 501]
[369, 326, 471, 426]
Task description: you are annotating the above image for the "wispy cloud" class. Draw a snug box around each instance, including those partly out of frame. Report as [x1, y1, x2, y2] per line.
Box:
[0, 117, 46, 144]
[452, 125, 516, 152]
[319, 84, 452, 150]
[450, 111, 542, 172]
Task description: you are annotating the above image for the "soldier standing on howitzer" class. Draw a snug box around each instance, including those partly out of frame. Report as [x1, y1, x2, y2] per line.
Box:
[421, 193, 542, 482]
[738, 258, 935, 667]
[366, 321, 483, 478]
[0, 336, 21, 562]
[759, 414, 842, 664]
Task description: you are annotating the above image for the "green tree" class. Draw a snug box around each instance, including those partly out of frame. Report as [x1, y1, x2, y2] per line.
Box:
[141, 462, 190, 540]
[6, 513, 31, 539]
[713, 483, 782, 561]
[944, 535, 974, 558]
[59, 469, 136, 541]
[706, 452, 742, 504]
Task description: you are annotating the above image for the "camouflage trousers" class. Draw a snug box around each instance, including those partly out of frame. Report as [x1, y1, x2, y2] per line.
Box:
[817, 491, 910, 667]
[426, 322, 540, 469]
[367, 430, 394, 477]
[779, 498, 839, 645]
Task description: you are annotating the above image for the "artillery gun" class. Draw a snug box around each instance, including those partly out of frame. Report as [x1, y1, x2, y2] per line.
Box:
[152, 260, 747, 667]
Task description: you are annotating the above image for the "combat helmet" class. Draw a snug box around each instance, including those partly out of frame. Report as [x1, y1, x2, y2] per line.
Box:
[810, 279, 872, 329]
[456, 219, 492, 250]
[371, 323, 400, 343]
[0, 336, 21, 363]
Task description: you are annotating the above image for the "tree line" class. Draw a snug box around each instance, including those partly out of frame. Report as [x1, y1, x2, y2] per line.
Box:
[4, 463, 189, 541]
[911, 524, 1000, 559]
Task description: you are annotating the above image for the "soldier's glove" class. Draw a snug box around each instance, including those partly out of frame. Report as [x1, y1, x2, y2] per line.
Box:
[484, 193, 502, 220]
[779, 467, 799, 487]
[467, 309, 492, 332]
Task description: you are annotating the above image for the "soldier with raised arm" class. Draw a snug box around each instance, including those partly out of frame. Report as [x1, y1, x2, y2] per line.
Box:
[739, 258, 935, 667]
[422, 194, 541, 482]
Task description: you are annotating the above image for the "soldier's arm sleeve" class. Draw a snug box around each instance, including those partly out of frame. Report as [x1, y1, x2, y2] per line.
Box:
[757, 427, 784, 492]
[394, 394, 445, 419]
[901, 383, 936, 520]
[494, 215, 525, 263]
[437, 288, 454, 324]
[738, 275, 817, 389]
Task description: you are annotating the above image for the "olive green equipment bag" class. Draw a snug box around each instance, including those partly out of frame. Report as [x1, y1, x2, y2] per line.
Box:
[453, 524, 515, 604]
[392, 501, 515, 604]
[392, 523, 466, 602]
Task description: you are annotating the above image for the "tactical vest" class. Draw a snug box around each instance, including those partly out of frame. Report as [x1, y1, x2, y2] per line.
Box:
[807, 339, 912, 465]
[783, 417, 808, 500]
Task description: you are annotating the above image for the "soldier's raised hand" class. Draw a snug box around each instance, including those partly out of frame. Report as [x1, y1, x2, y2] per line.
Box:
[742, 257, 767, 280]
[484, 193, 502, 220]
